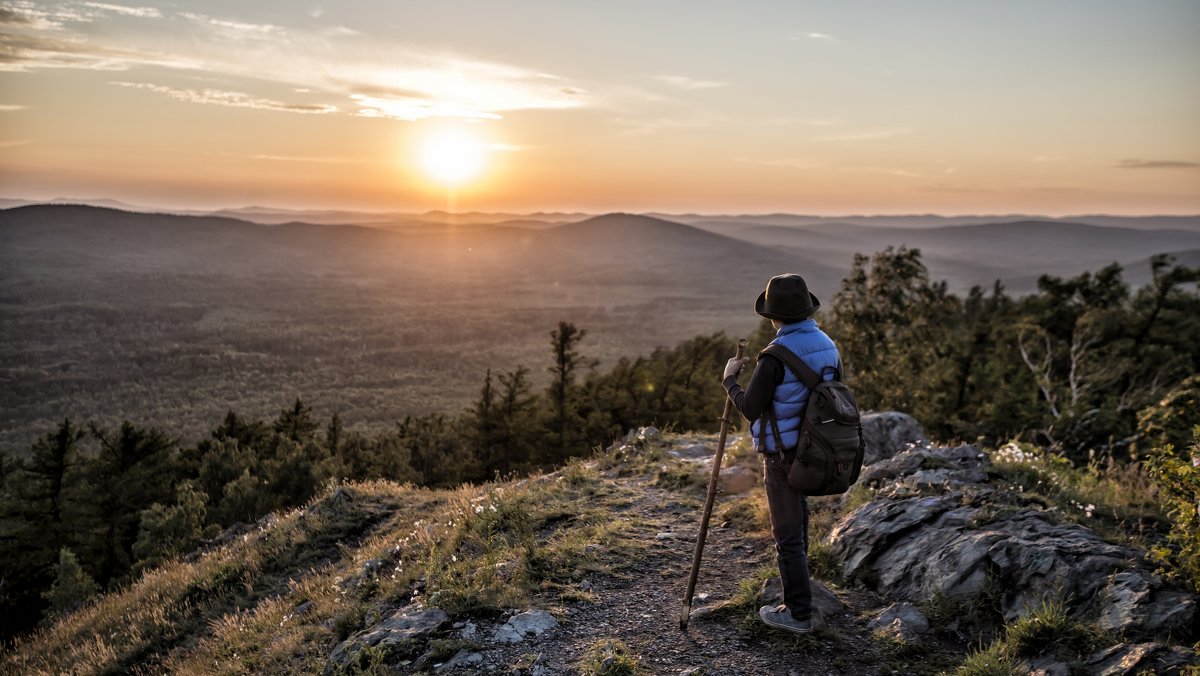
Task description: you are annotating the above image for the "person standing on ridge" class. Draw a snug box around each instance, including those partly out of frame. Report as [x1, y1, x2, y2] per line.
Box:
[721, 273, 840, 635]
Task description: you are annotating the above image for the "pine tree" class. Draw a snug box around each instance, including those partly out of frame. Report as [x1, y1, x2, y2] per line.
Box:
[326, 412, 343, 457]
[273, 398, 319, 444]
[81, 421, 177, 583]
[41, 548, 99, 622]
[544, 322, 594, 463]
[132, 482, 209, 573]
[18, 419, 85, 557]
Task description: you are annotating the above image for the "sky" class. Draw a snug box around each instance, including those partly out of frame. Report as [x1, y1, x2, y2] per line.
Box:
[1, 0, 1198, 214]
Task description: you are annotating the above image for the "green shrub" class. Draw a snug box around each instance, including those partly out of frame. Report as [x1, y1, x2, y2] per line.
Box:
[955, 599, 1103, 675]
[577, 638, 641, 675]
[1147, 425, 1200, 592]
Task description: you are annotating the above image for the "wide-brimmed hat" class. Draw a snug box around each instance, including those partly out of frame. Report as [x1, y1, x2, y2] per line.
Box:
[755, 273, 820, 322]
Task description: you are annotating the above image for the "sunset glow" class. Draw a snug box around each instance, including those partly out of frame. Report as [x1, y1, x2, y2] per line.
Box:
[0, 1, 1197, 214]
[419, 128, 487, 186]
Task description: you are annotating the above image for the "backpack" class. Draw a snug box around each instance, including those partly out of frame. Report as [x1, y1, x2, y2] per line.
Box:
[760, 344, 865, 496]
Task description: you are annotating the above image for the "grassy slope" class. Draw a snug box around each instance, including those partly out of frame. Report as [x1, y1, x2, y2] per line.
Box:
[3, 434, 1175, 675]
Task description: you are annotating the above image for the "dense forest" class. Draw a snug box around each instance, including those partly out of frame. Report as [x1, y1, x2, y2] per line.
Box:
[1, 248, 1197, 640]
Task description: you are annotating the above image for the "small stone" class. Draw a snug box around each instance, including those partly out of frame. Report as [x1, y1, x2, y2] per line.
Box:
[293, 600, 315, 616]
[868, 603, 929, 638]
[440, 650, 483, 670]
[493, 609, 558, 643]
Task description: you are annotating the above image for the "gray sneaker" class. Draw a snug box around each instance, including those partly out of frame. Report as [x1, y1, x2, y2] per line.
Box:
[758, 604, 813, 634]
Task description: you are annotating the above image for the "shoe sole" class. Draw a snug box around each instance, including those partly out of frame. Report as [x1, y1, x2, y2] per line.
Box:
[758, 607, 813, 634]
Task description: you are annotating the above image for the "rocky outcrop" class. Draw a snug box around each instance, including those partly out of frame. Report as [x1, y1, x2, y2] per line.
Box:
[860, 411, 927, 465]
[828, 437, 1196, 640]
[325, 607, 449, 674]
[1085, 642, 1197, 675]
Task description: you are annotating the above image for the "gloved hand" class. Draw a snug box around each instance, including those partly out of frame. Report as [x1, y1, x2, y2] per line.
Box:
[722, 357, 750, 381]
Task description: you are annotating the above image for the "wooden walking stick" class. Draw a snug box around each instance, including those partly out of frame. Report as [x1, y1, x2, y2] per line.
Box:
[680, 338, 746, 630]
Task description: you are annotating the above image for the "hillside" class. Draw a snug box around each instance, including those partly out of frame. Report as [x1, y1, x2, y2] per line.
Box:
[0, 205, 823, 453]
[714, 219, 1200, 292]
[5, 414, 1194, 675]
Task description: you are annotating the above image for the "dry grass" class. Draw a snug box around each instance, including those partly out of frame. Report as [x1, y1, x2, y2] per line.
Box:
[989, 442, 1167, 548]
[2, 457, 649, 674]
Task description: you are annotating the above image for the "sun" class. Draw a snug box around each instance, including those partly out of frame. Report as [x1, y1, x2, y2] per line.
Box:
[419, 128, 487, 186]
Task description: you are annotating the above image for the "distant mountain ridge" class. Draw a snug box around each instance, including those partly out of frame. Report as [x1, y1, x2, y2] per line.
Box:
[3, 198, 1197, 231]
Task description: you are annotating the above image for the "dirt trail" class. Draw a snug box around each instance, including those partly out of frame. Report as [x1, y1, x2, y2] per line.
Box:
[470, 458, 894, 675]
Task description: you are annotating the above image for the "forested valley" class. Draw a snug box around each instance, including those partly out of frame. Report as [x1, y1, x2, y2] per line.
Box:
[1, 248, 1197, 641]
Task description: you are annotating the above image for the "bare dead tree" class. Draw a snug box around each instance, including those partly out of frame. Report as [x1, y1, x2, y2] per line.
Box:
[1018, 326, 1060, 420]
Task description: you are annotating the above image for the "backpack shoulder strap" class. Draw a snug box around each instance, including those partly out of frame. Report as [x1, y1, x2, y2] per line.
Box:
[761, 343, 823, 389]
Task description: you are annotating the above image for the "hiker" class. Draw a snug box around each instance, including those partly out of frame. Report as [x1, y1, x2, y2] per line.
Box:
[721, 273, 840, 635]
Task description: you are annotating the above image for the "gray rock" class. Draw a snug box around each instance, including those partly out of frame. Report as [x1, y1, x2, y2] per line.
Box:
[670, 442, 711, 459]
[867, 602, 929, 640]
[719, 465, 758, 494]
[1086, 642, 1198, 675]
[455, 620, 476, 639]
[828, 489, 1195, 637]
[493, 609, 558, 643]
[655, 531, 688, 540]
[637, 426, 661, 444]
[1096, 570, 1197, 636]
[861, 412, 927, 465]
[325, 607, 448, 675]
[757, 577, 846, 627]
[858, 443, 988, 490]
[440, 649, 483, 670]
[293, 600, 315, 616]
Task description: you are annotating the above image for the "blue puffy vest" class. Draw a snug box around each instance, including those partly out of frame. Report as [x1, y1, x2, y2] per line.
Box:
[751, 319, 840, 453]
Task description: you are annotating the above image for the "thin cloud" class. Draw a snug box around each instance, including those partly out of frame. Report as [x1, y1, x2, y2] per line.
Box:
[1115, 158, 1200, 170]
[0, 103, 25, 110]
[111, 81, 340, 114]
[655, 75, 729, 90]
[178, 12, 285, 35]
[0, 32, 195, 71]
[351, 94, 500, 121]
[1, 2, 94, 29]
[0, 138, 33, 147]
[1, 7, 591, 121]
[791, 31, 835, 41]
[81, 2, 162, 19]
[814, 127, 913, 142]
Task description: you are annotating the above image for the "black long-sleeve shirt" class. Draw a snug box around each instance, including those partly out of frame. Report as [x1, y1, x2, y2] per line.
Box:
[723, 354, 786, 424]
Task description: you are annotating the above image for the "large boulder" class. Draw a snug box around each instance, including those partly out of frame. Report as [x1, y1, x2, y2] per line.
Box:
[858, 442, 988, 490]
[860, 412, 927, 465]
[828, 487, 1194, 638]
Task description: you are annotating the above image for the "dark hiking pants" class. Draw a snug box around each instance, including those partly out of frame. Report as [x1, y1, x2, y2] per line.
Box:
[762, 449, 812, 620]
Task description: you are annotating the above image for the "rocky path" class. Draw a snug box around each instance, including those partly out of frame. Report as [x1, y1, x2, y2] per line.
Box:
[421, 439, 903, 675]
